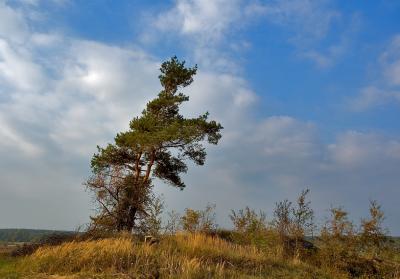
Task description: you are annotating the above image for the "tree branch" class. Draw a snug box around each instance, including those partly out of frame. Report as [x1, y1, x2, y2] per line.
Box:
[134, 152, 142, 182]
[96, 197, 116, 219]
[143, 149, 155, 183]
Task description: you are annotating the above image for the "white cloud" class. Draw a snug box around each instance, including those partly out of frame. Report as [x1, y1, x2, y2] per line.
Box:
[16, 0, 40, 5]
[349, 86, 400, 111]
[381, 35, 400, 86]
[0, 39, 46, 91]
[255, 0, 361, 68]
[13, 0, 70, 6]
[254, 116, 317, 159]
[149, 0, 354, 70]
[149, 0, 265, 73]
[0, 1, 29, 43]
[154, 0, 243, 44]
[0, 115, 42, 156]
[350, 35, 400, 111]
[4, 40, 163, 157]
[301, 25, 356, 69]
[261, 0, 340, 43]
[30, 33, 61, 46]
[328, 132, 380, 167]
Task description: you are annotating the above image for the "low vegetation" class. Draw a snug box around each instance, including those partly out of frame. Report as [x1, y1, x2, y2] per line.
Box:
[2, 234, 348, 278]
[0, 191, 399, 278]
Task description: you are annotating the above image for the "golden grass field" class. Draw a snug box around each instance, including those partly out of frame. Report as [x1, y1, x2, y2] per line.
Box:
[0, 232, 398, 278]
[0, 233, 351, 279]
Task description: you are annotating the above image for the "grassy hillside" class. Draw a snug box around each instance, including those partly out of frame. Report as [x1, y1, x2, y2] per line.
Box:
[0, 232, 398, 278]
[1, 233, 342, 278]
[0, 229, 73, 243]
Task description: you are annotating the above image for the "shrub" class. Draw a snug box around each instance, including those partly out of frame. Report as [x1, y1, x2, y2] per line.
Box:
[137, 195, 165, 237]
[317, 207, 357, 269]
[181, 204, 217, 233]
[271, 189, 315, 258]
[164, 210, 181, 235]
[291, 189, 315, 259]
[229, 207, 269, 247]
[360, 200, 388, 256]
[230, 207, 266, 234]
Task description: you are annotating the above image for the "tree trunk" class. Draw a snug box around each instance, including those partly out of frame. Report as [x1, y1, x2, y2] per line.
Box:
[125, 206, 137, 232]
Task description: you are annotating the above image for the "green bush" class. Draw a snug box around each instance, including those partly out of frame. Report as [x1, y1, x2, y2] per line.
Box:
[181, 204, 217, 233]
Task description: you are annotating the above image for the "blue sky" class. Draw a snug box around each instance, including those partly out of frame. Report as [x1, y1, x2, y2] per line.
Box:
[0, 0, 400, 234]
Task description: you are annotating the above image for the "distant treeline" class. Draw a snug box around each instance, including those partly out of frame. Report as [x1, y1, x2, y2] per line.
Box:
[0, 229, 73, 243]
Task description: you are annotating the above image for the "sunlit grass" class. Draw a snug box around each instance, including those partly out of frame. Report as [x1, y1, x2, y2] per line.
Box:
[19, 233, 339, 278]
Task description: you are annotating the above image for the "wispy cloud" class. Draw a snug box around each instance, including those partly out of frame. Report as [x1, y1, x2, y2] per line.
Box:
[260, 0, 340, 42]
[349, 86, 400, 111]
[13, 0, 70, 6]
[0, 1, 29, 43]
[381, 34, 400, 86]
[146, 0, 266, 73]
[252, 0, 360, 68]
[154, 0, 242, 44]
[349, 35, 400, 111]
[0, 115, 42, 156]
[147, 0, 358, 69]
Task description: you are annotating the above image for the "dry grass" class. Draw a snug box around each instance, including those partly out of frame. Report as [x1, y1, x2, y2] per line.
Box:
[18, 233, 337, 278]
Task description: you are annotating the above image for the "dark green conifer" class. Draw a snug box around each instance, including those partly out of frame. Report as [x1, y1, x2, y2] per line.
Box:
[86, 57, 223, 232]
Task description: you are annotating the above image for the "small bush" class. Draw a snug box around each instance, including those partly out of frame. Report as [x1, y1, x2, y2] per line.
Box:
[315, 204, 399, 277]
[316, 207, 358, 270]
[181, 204, 217, 233]
[360, 200, 389, 256]
[269, 189, 316, 259]
[229, 207, 269, 248]
[137, 195, 165, 237]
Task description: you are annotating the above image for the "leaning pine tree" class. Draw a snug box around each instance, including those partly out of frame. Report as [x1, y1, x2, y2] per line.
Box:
[86, 57, 223, 232]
